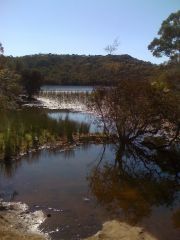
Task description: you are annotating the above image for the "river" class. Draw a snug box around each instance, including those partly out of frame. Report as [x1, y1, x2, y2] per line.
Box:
[0, 86, 179, 240]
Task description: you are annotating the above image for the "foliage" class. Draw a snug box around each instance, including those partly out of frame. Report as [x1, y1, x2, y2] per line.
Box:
[21, 69, 43, 99]
[0, 43, 22, 109]
[90, 79, 180, 148]
[148, 10, 180, 62]
[0, 109, 90, 161]
[0, 69, 21, 109]
[4, 54, 156, 86]
[155, 65, 180, 91]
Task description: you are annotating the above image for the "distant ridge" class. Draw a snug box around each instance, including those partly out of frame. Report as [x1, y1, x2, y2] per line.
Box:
[5, 54, 156, 85]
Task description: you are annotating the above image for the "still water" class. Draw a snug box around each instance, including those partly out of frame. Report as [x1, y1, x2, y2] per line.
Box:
[0, 85, 179, 240]
[48, 111, 101, 133]
[41, 85, 93, 93]
[0, 143, 179, 240]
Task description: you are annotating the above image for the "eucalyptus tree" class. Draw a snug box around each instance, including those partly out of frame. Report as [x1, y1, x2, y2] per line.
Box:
[148, 10, 180, 63]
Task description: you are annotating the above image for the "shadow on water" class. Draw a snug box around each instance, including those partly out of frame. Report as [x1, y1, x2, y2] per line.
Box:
[87, 143, 180, 239]
[0, 123, 179, 239]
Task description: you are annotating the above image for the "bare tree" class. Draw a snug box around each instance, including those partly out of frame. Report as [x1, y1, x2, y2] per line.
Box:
[90, 80, 180, 149]
[104, 38, 120, 55]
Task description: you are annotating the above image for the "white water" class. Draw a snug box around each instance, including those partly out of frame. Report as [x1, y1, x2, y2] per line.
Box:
[37, 96, 88, 112]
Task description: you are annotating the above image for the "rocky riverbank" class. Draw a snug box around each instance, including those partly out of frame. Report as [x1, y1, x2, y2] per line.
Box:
[0, 200, 48, 240]
[0, 201, 158, 240]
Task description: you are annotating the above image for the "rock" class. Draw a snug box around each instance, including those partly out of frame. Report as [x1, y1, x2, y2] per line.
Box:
[0, 200, 48, 239]
[84, 220, 157, 240]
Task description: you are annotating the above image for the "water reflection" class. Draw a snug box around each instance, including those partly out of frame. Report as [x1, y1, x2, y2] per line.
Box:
[0, 160, 21, 178]
[88, 144, 180, 225]
[173, 209, 180, 228]
[0, 143, 179, 239]
[0, 150, 41, 178]
[48, 111, 102, 133]
[0, 109, 90, 162]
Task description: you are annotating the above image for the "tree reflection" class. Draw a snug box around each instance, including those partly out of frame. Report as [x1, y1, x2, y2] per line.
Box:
[0, 109, 90, 163]
[88, 144, 180, 224]
[0, 159, 22, 178]
[172, 209, 180, 229]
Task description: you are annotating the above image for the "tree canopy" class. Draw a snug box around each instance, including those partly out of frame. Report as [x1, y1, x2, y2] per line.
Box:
[0, 69, 21, 109]
[21, 69, 43, 99]
[90, 79, 180, 149]
[4, 54, 156, 86]
[148, 10, 180, 62]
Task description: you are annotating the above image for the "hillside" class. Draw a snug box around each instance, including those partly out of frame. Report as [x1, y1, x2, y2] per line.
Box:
[5, 54, 157, 85]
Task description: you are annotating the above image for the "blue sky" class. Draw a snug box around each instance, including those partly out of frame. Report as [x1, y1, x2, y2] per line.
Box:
[1, 0, 179, 63]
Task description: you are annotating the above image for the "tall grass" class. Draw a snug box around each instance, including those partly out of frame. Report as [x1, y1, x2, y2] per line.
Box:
[0, 109, 90, 161]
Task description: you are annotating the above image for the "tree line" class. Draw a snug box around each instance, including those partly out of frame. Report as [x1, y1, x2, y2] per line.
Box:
[90, 10, 180, 151]
[0, 10, 179, 111]
[5, 53, 156, 85]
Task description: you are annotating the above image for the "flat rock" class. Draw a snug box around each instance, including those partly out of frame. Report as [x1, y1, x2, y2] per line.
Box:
[84, 220, 157, 240]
